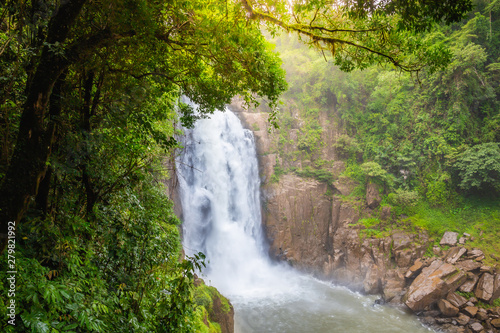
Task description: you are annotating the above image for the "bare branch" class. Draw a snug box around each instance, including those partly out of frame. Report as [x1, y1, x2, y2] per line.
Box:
[291, 24, 381, 34]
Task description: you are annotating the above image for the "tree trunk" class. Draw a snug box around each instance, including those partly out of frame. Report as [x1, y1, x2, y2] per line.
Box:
[34, 72, 66, 215]
[35, 166, 53, 215]
[0, 0, 87, 253]
[81, 71, 97, 215]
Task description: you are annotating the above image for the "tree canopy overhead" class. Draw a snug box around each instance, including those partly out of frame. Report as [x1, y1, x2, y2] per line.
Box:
[0, 0, 475, 246]
[242, 0, 473, 72]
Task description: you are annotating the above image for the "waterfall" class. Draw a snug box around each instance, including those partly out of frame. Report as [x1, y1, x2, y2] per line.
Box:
[177, 108, 433, 333]
[178, 109, 293, 297]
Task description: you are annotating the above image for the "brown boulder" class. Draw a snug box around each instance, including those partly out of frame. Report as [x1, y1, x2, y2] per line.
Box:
[422, 310, 441, 317]
[491, 273, 500, 304]
[488, 307, 500, 316]
[460, 274, 479, 293]
[405, 260, 424, 279]
[366, 182, 381, 209]
[392, 232, 412, 251]
[440, 231, 459, 246]
[360, 252, 375, 276]
[446, 270, 468, 291]
[364, 264, 381, 294]
[491, 318, 500, 328]
[475, 309, 488, 321]
[467, 248, 484, 259]
[383, 269, 406, 302]
[438, 299, 459, 317]
[441, 323, 464, 333]
[447, 292, 468, 308]
[419, 316, 435, 326]
[463, 306, 478, 317]
[436, 317, 452, 324]
[403, 261, 461, 312]
[395, 249, 414, 268]
[456, 260, 482, 272]
[445, 247, 467, 264]
[469, 322, 483, 332]
[475, 273, 494, 302]
[480, 265, 493, 273]
[456, 313, 470, 326]
[429, 262, 458, 278]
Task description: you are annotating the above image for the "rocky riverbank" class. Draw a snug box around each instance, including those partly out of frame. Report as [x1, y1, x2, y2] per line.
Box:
[399, 235, 500, 332]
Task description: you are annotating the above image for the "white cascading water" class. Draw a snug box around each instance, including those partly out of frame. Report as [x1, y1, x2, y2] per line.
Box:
[177, 108, 433, 333]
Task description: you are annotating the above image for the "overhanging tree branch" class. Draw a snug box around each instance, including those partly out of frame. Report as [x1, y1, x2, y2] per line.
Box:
[240, 0, 421, 72]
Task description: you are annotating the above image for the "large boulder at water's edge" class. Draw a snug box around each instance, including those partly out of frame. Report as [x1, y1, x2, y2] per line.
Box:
[403, 260, 466, 312]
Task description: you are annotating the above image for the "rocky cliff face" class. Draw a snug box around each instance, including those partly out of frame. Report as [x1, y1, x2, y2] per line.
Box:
[263, 173, 332, 270]
[230, 100, 500, 333]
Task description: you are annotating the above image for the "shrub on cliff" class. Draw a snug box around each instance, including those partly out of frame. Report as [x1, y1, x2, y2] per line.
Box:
[361, 161, 394, 188]
[388, 189, 420, 215]
[333, 135, 363, 160]
[426, 172, 453, 207]
[453, 143, 500, 194]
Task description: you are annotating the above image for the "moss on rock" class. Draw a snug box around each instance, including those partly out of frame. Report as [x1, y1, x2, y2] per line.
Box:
[194, 278, 234, 333]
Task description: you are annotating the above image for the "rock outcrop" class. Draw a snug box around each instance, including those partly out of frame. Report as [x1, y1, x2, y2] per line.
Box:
[403, 260, 466, 312]
[440, 231, 459, 246]
[366, 182, 382, 209]
[194, 277, 235, 333]
[476, 273, 495, 302]
[210, 292, 235, 333]
[263, 173, 333, 269]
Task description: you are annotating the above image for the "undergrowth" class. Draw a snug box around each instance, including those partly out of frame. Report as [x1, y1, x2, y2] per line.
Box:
[405, 196, 500, 264]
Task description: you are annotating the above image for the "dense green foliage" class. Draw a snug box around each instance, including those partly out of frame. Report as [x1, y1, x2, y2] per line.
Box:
[0, 0, 285, 331]
[193, 279, 232, 333]
[453, 142, 500, 192]
[269, 1, 499, 259]
[0, 0, 485, 331]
